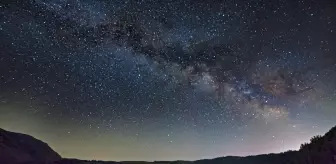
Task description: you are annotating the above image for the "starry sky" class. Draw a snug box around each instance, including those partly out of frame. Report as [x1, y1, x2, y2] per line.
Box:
[1, 0, 336, 161]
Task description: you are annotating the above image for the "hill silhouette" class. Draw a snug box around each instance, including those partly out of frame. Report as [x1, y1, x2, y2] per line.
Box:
[1, 126, 335, 164]
[0, 128, 61, 164]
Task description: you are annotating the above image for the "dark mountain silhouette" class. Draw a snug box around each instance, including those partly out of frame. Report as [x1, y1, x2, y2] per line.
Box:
[2, 126, 335, 164]
[0, 128, 61, 164]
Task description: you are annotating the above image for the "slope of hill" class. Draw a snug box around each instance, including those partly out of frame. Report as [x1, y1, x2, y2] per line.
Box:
[192, 127, 336, 164]
[0, 128, 61, 164]
[0, 126, 335, 164]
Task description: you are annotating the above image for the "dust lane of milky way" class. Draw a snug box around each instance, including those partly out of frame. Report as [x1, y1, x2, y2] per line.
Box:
[0, 0, 336, 161]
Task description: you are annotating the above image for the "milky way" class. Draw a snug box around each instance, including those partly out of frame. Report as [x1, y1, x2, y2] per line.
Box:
[0, 0, 336, 161]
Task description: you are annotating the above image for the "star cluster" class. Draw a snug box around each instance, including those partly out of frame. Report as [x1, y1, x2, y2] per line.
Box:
[0, 0, 336, 161]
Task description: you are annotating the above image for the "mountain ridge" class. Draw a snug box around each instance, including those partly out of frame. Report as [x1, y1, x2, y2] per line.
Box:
[0, 128, 61, 164]
[0, 126, 335, 164]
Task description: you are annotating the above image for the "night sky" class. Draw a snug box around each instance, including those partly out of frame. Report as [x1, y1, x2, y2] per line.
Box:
[1, 0, 336, 161]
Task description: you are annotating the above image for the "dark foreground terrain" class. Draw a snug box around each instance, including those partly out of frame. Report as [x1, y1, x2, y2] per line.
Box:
[1, 126, 335, 164]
